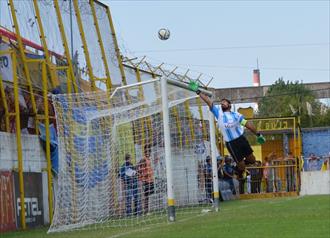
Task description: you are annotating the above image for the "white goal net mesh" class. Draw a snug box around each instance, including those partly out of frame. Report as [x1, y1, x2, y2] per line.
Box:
[49, 79, 213, 233]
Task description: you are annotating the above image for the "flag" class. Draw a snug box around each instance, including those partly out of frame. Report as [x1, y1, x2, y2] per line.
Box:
[321, 160, 328, 171]
[289, 104, 297, 115]
[306, 102, 313, 116]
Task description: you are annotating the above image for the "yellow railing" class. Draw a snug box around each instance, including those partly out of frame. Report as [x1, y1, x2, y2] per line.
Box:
[219, 162, 300, 199]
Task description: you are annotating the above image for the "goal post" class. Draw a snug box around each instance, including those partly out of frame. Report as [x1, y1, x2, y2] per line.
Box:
[162, 77, 218, 221]
[49, 77, 218, 233]
[209, 111, 220, 211]
[161, 76, 175, 221]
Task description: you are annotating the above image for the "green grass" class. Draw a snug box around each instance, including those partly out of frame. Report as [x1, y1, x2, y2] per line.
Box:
[3, 195, 330, 238]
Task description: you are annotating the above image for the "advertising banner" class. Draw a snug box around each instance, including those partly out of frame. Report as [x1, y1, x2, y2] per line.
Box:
[0, 171, 16, 232]
[0, 43, 13, 82]
[14, 172, 44, 228]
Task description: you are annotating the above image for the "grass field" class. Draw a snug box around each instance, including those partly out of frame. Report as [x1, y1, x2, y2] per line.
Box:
[3, 195, 330, 238]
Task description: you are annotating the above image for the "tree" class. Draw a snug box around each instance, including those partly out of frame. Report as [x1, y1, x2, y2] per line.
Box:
[257, 78, 329, 128]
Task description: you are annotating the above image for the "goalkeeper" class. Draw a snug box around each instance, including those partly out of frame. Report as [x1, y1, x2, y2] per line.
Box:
[191, 82, 265, 177]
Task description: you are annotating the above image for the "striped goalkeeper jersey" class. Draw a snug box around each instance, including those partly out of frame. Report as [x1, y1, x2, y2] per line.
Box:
[210, 105, 245, 142]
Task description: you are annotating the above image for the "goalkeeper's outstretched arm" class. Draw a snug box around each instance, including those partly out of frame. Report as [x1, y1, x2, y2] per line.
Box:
[244, 121, 258, 136]
[243, 120, 266, 144]
[198, 92, 213, 109]
[188, 80, 213, 108]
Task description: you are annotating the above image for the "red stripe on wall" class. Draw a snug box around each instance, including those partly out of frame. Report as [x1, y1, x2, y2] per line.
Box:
[0, 27, 63, 59]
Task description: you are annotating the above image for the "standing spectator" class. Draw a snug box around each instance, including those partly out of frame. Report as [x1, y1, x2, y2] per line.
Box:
[321, 158, 329, 171]
[272, 157, 283, 192]
[246, 173, 251, 194]
[217, 156, 225, 180]
[223, 156, 236, 195]
[204, 156, 213, 203]
[238, 171, 247, 194]
[137, 146, 154, 215]
[119, 153, 141, 216]
[263, 156, 272, 193]
[255, 161, 263, 193]
[197, 160, 205, 191]
[308, 153, 318, 171]
[247, 161, 262, 194]
[284, 152, 296, 192]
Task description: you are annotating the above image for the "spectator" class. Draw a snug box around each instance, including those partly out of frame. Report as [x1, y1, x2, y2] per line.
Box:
[119, 153, 141, 216]
[263, 156, 273, 193]
[223, 156, 236, 195]
[247, 161, 262, 193]
[237, 168, 248, 195]
[217, 156, 224, 180]
[197, 160, 205, 191]
[255, 161, 263, 193]
[246, 172, 251, 194]
[272, 157, 283, 192]
[137, 146, 154, 215]
[321, 158, 329, 171]
[284, 152, 296, 192]
[204, 156, 213, 203]
[307, 153, 319, 171]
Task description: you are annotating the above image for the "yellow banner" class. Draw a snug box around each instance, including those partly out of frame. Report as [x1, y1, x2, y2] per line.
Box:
[250, 118, 295, 131]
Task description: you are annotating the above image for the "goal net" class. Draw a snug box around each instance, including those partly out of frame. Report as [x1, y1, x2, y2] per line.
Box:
[49, 78, 215, 233]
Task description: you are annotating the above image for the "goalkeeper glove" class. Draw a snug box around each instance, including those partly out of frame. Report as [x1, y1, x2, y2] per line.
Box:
[188, 80, 200, 94]
[256, 133, 266, 144]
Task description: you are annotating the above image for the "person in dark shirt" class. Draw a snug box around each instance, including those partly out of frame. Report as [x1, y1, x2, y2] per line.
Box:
[248, 161, 262, 193]
[223, 156, 236, 195]
[204, 156, 213, 203]
[120, 153, 141, 216]
[217, 156, 225, 180]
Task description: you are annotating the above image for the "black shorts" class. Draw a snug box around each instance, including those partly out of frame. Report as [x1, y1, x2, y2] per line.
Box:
[225, 135, 253, 163]
[142, 182, 154, 196]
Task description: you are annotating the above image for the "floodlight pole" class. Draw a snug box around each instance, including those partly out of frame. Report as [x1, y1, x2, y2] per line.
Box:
[161, 76, 176, 222]
[209, 110, 220, 211]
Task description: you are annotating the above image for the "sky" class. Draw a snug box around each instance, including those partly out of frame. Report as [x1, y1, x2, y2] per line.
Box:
[102, 0, 330, 89]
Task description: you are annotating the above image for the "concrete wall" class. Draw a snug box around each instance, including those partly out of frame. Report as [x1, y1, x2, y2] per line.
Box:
[300, 171, 330, 195]
[0, 132, 49, 226]
[302, 127, 330, 158]
[0, 132, 47, 171]
[212, 82, 330, 104]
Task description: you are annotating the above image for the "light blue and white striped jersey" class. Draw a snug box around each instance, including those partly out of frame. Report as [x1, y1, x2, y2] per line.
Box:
[211, 105, 245, 142]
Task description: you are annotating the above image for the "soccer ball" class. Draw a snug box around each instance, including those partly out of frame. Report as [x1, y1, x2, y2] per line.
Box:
[158, 28, 170, 40]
